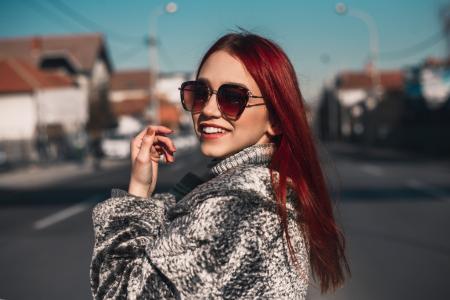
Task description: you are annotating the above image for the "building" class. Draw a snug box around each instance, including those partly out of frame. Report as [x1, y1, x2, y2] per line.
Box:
[109, 70, 191, 131]
[0, 33, 116, 164]
[0, 58, 86, 163]
[109, 69, 153, 118]
[317, 58, 450, 155]
[317, 69, 405, 145]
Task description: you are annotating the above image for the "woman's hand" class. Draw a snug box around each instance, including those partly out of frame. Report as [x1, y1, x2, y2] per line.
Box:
[128, 125, 176, 198]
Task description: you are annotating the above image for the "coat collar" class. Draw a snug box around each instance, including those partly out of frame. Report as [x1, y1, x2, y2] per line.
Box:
[208, 143, 276, 177]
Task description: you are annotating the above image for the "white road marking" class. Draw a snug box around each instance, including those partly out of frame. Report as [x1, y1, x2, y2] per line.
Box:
[360, 164, 384, 177]
[405, 179, 449, 201]
[33, 194, 101, 230]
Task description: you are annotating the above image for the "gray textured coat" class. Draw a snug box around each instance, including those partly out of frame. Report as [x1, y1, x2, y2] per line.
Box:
[90, 143, 310, 299]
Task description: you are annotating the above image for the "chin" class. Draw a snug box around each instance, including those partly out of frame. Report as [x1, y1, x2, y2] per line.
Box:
[200, 143, 229, 158]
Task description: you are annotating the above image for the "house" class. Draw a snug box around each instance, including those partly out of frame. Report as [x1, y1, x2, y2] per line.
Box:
[109, 70, 190, 131]
[0, 33, 116, 163]
[318, 61, 450, 155]
[401, 56, 450, 154]
[0, 58, 86, 163]
[109, 69, 153, 118]
[317, 69, 405, 144]
[154, 72, 193, 130]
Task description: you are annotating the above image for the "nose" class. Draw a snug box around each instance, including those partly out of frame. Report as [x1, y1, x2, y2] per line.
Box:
[201, 91, 222, 118]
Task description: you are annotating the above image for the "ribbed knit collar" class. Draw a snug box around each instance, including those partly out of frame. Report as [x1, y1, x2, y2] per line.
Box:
[208, 143, 276, 176]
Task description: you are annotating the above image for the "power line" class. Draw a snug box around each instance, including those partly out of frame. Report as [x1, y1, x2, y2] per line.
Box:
[47, 0, 144, 43]
[115, 43, 147, 63]
[21, 0, 80, 32]
[378, 31, 444, 60]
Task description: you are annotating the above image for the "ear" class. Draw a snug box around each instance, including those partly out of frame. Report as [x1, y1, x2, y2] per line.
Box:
[266, 118, 282, 137]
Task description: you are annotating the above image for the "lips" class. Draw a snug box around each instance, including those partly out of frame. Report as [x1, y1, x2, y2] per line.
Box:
[198, 122, 231, 140]
[199, 122, 230, 131]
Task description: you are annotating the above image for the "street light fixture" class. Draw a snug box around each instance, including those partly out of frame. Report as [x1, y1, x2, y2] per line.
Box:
[335, 2, 382, 107]
[335, 3, 379, 68]
[147, 2, 178, 125]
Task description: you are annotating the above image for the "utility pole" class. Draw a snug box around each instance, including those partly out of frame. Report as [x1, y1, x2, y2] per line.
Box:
[147, 2, 178, 125]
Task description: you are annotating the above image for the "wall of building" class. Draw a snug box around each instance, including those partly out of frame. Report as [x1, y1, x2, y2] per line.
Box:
[37, 87, 88, 133]
[0, 93, 36, 140]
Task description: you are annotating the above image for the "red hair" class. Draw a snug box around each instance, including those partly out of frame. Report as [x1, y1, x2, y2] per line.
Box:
[195, 30, 350, 293]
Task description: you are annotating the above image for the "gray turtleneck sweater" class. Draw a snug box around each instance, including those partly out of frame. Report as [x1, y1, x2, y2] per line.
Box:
[90, 143, 310, 299]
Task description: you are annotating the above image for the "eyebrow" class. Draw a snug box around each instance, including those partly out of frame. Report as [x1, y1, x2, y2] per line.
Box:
[197, 77, 249, 90]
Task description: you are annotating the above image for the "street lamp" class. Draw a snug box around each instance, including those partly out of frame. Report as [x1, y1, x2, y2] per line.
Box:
[335, 3, 379, 68]
[335, 2, 382, 107]
[147, 2, 178, 125]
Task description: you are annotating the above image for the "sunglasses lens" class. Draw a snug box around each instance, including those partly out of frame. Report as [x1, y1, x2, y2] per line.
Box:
[218, 85, 247, 119]
[180, 82, 250, 119]
[181, 82, 208, 112]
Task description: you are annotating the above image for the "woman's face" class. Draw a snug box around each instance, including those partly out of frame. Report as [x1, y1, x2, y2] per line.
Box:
[192, 50, 277, 158]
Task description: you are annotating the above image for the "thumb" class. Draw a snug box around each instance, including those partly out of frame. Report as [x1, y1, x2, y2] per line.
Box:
[136, 128, 155, 163]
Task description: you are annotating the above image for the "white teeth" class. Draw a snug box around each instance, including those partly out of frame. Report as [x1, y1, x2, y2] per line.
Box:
[202, 126, 226, 134]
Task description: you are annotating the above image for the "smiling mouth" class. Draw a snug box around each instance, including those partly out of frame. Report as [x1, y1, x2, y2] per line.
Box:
[199, 126, 230, 140]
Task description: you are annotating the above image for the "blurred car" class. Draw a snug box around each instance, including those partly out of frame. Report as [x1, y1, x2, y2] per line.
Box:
[101, 132, 132, 159]
[0, 146, 6, 168]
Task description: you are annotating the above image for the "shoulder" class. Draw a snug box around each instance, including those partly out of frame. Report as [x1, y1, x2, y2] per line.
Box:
[207, 164, 298, 213]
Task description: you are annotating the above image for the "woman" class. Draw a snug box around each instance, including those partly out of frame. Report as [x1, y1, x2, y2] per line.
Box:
[90, 30, 350, 299]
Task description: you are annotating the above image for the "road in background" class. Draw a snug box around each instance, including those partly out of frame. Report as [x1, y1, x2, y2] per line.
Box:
[0, 145, 209, 300]
[0, 143, 449, 299]
[307, 142, 450, 300]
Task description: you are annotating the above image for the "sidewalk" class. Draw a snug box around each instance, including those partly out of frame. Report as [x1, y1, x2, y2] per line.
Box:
[0, 157, 129, 189]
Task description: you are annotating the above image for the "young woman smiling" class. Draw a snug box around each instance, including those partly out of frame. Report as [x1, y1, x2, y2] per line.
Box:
[90, 30, 350, 299]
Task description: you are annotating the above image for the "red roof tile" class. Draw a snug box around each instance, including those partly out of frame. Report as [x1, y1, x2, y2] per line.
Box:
[111, 97, 149, 116]
[0, 33, 110, 72]
[337, 70, 404, 91]
[424, 56, 450, 68]
[110, 69, 154, 91]
[0, 58, 74, 93]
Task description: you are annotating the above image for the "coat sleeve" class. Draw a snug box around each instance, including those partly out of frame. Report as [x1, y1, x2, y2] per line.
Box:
[90, 190, 285, 299]
[90, 190, 178, 299]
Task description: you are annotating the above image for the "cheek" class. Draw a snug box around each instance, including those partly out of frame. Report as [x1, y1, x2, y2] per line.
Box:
[191, 114, 199, 129]
[234, 109, 269, 134]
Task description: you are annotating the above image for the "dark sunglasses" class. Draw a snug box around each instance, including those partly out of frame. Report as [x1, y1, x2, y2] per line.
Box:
[178, 80, 265, 120]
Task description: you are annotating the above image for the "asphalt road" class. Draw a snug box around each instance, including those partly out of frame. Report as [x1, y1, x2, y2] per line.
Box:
[0, 142, 449, 300]
[0, 146, 210, 300]
[307, 142, 450, 300]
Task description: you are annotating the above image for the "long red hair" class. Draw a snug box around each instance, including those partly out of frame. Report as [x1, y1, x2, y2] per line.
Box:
[195, 30, 350, 293]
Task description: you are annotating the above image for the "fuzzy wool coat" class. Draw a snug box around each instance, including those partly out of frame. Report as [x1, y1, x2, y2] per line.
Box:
[90, 143, 310, 299]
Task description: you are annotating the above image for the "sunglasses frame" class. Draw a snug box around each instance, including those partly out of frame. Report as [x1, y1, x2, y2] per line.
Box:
[178, 80, 265, 120]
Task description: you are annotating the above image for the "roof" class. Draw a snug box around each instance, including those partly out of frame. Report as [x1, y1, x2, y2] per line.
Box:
[337, 70, 404, 91]
[423, 56, 450, 68]
[0, 58, 74, 93]
[111, 98, 149, 116]
[0, 33, 112, 73]
[110, 69, 153, 91]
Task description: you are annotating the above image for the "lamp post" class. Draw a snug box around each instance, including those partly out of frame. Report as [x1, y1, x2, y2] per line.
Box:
[335, 2, 381, 103]
[147, 2, 178, 125]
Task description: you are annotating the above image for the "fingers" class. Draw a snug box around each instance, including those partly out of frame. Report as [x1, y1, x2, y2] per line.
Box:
[135, 129, 155, 164]
[131, 125, 174, 159]
[154, 135, 176, 152]
[153, 136, 176, 163]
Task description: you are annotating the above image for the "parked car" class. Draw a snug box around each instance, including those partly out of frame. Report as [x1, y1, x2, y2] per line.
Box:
[101, 131, 133, 160]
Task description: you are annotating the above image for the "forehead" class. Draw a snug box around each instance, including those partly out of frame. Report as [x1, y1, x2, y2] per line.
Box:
[198, 50, 258, 90]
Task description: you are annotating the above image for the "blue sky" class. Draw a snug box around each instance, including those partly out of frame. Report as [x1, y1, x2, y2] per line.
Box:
[0, 0, 447, 101]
